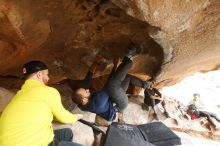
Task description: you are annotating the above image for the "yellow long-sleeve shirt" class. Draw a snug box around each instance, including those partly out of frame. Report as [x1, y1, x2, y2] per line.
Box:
[0, 79, 77, 146]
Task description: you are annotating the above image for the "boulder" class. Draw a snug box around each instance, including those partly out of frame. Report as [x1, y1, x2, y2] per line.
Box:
[0, 87, 15, 112]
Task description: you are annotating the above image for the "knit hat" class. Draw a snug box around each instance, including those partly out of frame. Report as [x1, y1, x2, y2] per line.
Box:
[22, 60, 48, 76]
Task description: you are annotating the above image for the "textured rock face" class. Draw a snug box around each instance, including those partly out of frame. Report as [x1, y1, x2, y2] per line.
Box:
[0, 0, 50, 74]
[0, 0, 163, 81]
[0, 0, 220, 87]
[111, 0, 220, 85]
[0, 87, 15, 112]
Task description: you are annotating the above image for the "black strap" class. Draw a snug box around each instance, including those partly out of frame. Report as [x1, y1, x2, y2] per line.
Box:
[78, 119, 105, 134]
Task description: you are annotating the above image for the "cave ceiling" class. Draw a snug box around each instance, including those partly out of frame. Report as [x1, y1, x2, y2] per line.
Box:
[0, 0, 220, 88]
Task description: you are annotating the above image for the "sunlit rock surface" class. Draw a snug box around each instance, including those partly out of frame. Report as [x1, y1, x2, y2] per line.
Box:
[111, 0, 220, 86]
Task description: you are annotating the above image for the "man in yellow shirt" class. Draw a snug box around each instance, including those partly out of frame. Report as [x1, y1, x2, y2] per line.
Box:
[0, 61, 83, 146]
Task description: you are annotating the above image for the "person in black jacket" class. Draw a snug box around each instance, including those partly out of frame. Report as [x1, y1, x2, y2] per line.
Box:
[143, 82, 168, 119]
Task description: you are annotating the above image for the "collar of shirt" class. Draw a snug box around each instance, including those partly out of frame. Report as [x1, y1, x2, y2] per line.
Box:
[21, 79, 44, 90]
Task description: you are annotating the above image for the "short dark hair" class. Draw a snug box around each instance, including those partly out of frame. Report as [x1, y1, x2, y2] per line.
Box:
[72, 90, 83, 105]
[193, 93, 200, 97]
[22, 60, 48, 76]
[187, 104, 200, 116]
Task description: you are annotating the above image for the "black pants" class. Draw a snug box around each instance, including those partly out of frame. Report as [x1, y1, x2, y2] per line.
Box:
[48, 128, 83, 146]
[145, 99, 160, 108]
[104, 57, 148, 112]
[199, 111, 220, 128]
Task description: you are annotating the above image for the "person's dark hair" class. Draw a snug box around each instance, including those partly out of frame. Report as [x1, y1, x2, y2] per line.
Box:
[187, 104, 200, 116]
[22, 60, 48, 77]
[72, 90, 83, 105]
[193, 93, 200, 97]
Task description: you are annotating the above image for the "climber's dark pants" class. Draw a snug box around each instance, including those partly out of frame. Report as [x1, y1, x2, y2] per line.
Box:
[104, 57, 133, 112]
[104, 57, 149, 112]
[48, 128, 83, 146]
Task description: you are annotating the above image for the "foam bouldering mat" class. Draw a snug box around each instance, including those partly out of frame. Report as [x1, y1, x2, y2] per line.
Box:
[138, 122, 181, 146]
[103, 123, 155, 146]
[103, 122, 181, 146]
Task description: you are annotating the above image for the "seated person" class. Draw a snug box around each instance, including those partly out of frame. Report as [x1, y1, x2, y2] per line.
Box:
[187, 104, 220, 129]
[72, 43, 151, 125]
[187, 93, 205, 110]
[142, 82, 168, 119]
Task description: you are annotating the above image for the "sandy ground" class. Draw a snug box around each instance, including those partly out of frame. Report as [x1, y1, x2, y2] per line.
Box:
[175, 131, 220, 146]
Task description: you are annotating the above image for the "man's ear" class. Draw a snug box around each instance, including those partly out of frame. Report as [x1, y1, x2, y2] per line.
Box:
[36, 71, 42, 79]
[82, 97, 88, 105]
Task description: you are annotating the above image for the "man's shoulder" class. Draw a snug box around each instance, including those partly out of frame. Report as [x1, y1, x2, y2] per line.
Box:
[93, 91, 109, 98]
[92, 91, 110, 106]
[40, 85, 59, 95]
